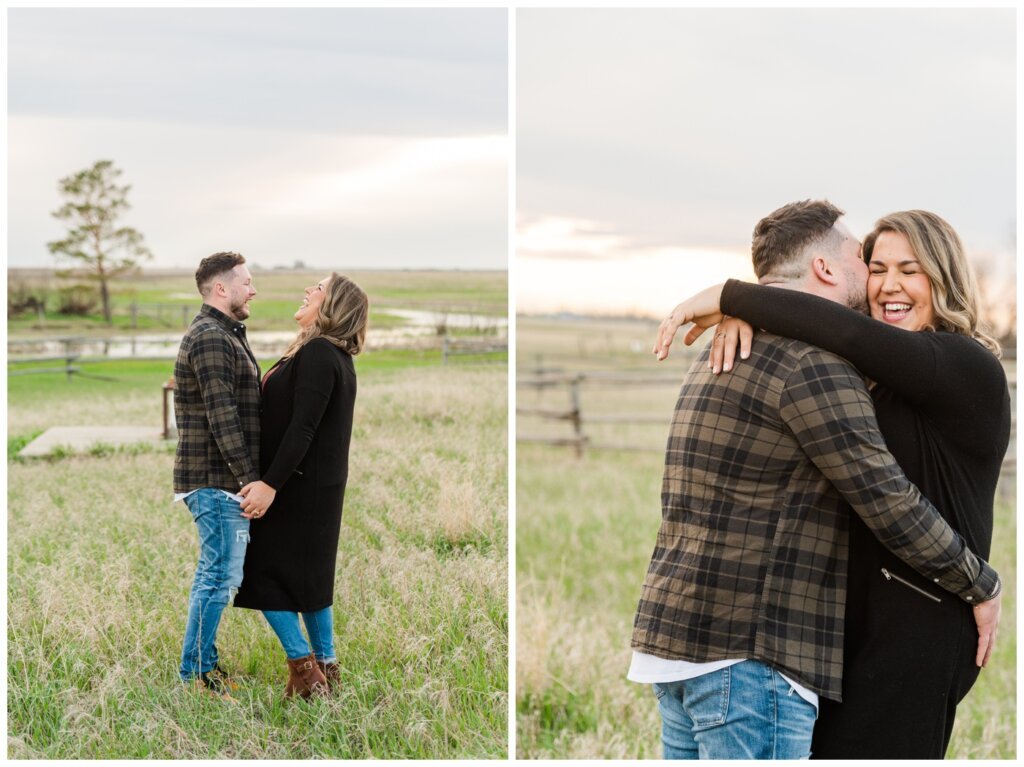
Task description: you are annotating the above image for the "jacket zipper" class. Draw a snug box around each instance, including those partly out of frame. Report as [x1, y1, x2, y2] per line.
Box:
[881, 568, 942, 603]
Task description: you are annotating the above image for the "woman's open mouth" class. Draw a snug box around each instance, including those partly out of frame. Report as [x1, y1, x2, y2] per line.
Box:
[882, 302, 911, 322]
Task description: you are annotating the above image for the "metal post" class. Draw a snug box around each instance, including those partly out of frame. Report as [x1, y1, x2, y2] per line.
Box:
[131, 302, 138, 329]
[442, 336, 449, 365]
[182, 305, 189, 328]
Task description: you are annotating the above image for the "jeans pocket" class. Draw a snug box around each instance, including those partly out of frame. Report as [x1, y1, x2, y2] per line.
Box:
[683, 668, 730, 730]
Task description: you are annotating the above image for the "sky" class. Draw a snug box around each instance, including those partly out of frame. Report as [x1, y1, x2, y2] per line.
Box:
[517, 8, 1016, 316]
[7, 8, 507, 271]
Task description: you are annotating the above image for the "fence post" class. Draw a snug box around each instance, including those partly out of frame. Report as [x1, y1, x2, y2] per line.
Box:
[570, 375, 584, 458]
[131, 302, 138, 329]
[442, 336, 449, 365]
[182, 305, 190, 328]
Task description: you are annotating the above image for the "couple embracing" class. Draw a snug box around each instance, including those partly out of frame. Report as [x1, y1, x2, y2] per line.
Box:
[631, 201, 1008, 759]
[173, 252, 368, 701]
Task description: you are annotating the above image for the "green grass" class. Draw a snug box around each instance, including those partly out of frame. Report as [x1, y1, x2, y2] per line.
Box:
[515, 315, 1016, 760]
[5, 351, 506, 441]
[8, 353, 508, 758]
[8, 269, 508, 336]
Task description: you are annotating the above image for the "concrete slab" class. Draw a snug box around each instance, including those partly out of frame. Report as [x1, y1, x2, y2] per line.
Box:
[18, 426, 172, 457]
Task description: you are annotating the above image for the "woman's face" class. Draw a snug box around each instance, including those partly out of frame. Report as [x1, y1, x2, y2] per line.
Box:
[867, 231, 935, 331]
[294, 276, 332, 328]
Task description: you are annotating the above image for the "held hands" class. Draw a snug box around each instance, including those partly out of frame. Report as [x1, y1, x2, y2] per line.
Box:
[972, 591, 1001, 668]
[239, 480, 277, 520]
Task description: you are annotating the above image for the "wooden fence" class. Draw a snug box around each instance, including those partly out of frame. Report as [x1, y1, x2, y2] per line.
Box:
[128, 303, 194, 329]
[517, 369, 1018, 482]
[441, 336, 508, 365]
[518, 371, 681, 457]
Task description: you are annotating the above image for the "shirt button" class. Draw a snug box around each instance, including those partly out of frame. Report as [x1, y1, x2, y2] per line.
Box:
[966, 596, 974, 601]
[934, 578, 939, 583]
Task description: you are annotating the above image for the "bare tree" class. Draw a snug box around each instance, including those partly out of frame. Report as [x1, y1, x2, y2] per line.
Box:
[48, 160, 152, 324]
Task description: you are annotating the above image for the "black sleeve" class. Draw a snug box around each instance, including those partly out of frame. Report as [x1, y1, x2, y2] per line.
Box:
[780, 349, 999, 603]
[720, 279, 1005, 418]
[262, 340, 338, 490]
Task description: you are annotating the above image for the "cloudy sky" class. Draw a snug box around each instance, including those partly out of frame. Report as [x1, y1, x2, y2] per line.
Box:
[517, 8, 1015, 315]
[8, 8, 507, 270]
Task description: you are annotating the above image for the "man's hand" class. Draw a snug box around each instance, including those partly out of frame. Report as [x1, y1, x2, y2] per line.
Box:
[239, 480, 276, 520]
[973, 591, 1001, 668]
[653, 283, 727, 361]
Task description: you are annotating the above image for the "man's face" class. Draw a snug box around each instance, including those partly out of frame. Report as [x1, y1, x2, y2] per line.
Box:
[223, 265, 256, 321]
[833, 221, 869, 313]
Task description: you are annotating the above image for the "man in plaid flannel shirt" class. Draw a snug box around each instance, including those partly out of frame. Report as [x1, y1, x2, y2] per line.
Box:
[629, 201, 1001, 759]
[173, 251, 261, 700]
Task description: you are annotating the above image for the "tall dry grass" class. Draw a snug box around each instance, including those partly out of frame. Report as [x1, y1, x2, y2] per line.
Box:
[8, 361, 507, 758]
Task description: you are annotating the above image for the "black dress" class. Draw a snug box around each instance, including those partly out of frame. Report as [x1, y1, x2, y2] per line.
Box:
[234, 338, 356, 612]
[721, 280, 1010, 759]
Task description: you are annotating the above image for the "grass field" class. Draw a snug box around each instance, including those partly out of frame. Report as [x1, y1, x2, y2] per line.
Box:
[515, 315, 1017, 760]
[8, 350, 508, 757]
[8, 268, 507, 335]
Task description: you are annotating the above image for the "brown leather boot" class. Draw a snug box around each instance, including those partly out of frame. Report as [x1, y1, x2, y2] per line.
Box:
[284, 654, 329, 699]
[317, 660, 341, 692]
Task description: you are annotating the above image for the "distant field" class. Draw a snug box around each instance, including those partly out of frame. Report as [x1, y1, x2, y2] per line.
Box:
[8, 268, 507, 335]
[515, 314, 1016, 760]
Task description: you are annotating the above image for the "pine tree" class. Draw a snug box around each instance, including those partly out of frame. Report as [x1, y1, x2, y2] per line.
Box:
[48, 160, 152, 324]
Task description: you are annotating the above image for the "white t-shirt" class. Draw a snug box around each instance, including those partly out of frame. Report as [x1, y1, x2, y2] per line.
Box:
[627, 651, 819, 710]
[173, 489, 245, 504]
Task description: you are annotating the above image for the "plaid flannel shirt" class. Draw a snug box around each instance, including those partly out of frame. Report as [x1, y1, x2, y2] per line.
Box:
[632, 333, 1000, 702]
[173, 304, 262, 494]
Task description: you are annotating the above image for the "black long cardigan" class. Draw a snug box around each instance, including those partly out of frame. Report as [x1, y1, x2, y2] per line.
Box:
[721, 281, 1010, 759]
[234, 337, 356, 612]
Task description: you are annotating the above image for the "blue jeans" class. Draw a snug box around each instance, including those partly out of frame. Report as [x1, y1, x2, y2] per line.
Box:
[262, 607, 337, 662]
[653, 660, 817, 759]
[179, 489, 250, 680]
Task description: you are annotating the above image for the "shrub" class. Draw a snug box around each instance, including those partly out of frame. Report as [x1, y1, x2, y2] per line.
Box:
[57, 284, 100, 316]
[7, 278, 48, 318]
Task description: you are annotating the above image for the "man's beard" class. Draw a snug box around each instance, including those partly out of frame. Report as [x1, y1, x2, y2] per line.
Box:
[229, 294, 250, 321]
[844, 274, 869, 314]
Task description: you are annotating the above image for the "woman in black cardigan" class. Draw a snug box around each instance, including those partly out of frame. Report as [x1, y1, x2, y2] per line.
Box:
[652, 209, 1008, 758]
[234, 273, 368, 699]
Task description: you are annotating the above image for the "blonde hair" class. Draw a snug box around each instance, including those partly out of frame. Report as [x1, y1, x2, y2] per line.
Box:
[282, 273, 368, 360]
[863, 210, 1001, 359]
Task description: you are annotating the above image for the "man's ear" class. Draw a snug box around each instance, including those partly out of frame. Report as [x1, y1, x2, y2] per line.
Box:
[810, 255, 840, 287]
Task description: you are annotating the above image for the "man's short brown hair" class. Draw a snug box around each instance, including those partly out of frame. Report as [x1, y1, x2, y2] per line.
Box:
[751, 200, 844, 279]
[195, 252, 245, 296]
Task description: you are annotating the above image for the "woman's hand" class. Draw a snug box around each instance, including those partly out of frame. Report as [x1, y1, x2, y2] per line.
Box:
[973, 591, 1001, 668]
[706, 317, 755, 375]
[653, 283, 727, 361]
[239, 480, 277, 520]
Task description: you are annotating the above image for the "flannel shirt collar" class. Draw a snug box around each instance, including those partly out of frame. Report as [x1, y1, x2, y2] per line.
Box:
[200, 303, 248, 338]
